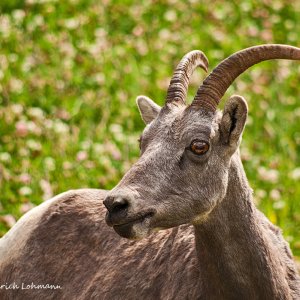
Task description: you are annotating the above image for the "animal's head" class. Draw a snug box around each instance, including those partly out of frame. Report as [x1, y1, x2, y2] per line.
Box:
[104, 45, 300, 239]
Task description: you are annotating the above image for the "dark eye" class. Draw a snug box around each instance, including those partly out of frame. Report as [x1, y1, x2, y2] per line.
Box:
[190, 140, 209, 155]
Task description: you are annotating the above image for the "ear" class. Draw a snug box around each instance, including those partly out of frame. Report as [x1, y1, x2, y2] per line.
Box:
[136, 95, 161, 124]
[219, 95, 248, 148]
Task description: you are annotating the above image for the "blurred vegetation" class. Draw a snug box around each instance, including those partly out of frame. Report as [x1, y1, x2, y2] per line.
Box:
[0, 0, 299, 256]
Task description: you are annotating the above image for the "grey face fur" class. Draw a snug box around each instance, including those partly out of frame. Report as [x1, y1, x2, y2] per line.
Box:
[104, 95, 248, 239]
[104, 44, 300, 241]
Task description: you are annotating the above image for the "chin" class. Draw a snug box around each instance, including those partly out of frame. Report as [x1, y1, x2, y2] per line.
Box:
[113, 217, 152, 240]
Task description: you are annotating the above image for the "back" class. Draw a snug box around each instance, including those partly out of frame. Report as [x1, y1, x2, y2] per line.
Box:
[0, 189, 201, 300]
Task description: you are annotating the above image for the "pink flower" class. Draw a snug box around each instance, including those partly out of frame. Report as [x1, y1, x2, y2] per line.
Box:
[0, 215, 16, 228]
[15, 121, 28, 137]
[19, 173, 31, 184]
[76, 151, 88, 161]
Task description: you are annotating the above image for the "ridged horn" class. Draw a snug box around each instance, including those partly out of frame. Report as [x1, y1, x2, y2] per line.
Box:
[165, 50, 208, 106]
[192, 44, 300, 111]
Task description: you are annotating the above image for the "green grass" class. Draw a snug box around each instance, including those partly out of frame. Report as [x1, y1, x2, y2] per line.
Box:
[0, 0, 299, 256]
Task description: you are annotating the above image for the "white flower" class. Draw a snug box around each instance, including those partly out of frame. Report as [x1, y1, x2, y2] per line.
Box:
[0, 15, 11, 38]
[27, 139, 42, 151]
[12, 9, 26, 22]
[19, 186, 32, 196]
[28, 107, 44, 120]
[0, 152, 11, 163]
[258, 167, 279, 183]
[270, 189, 281, 201]
[93, 143, 104, 155]
[164, 10, 177, 22]
[80, 140, 92, 150]
[10, 78, 23, 93]
[11, 104, 23, 115]
[53, 120, 69, 134]
[273, 201, 285, 210]
[44, 157, 56, 171]
[290, 168, 300, 180]
[64, 18, 79, 30]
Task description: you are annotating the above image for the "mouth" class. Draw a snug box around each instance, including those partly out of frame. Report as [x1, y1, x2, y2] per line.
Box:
[112, 212, 155, 239]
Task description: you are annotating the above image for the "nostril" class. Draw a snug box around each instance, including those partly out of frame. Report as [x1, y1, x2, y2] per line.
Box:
[104, 195, 130, 214]
[111, 197, 129, 214]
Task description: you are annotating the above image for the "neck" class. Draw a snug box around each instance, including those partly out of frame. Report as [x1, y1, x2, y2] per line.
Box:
[194, 154, 295, 299]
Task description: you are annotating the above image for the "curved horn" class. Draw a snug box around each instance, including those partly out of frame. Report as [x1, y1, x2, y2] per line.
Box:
[165, 50, 208, 106]
[192, 44, 300, 111]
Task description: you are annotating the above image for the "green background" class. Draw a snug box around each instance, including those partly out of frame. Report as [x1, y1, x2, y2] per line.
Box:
[0, 0, 299, 258]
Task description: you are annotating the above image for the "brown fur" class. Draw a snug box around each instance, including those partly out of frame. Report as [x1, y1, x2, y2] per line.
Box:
[0, 156, 299, 299]
[0, 93, 299, 299]
[0, 189, 203, 300]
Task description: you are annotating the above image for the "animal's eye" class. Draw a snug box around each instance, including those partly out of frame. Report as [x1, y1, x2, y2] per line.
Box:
[190, 140, 209, 155]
